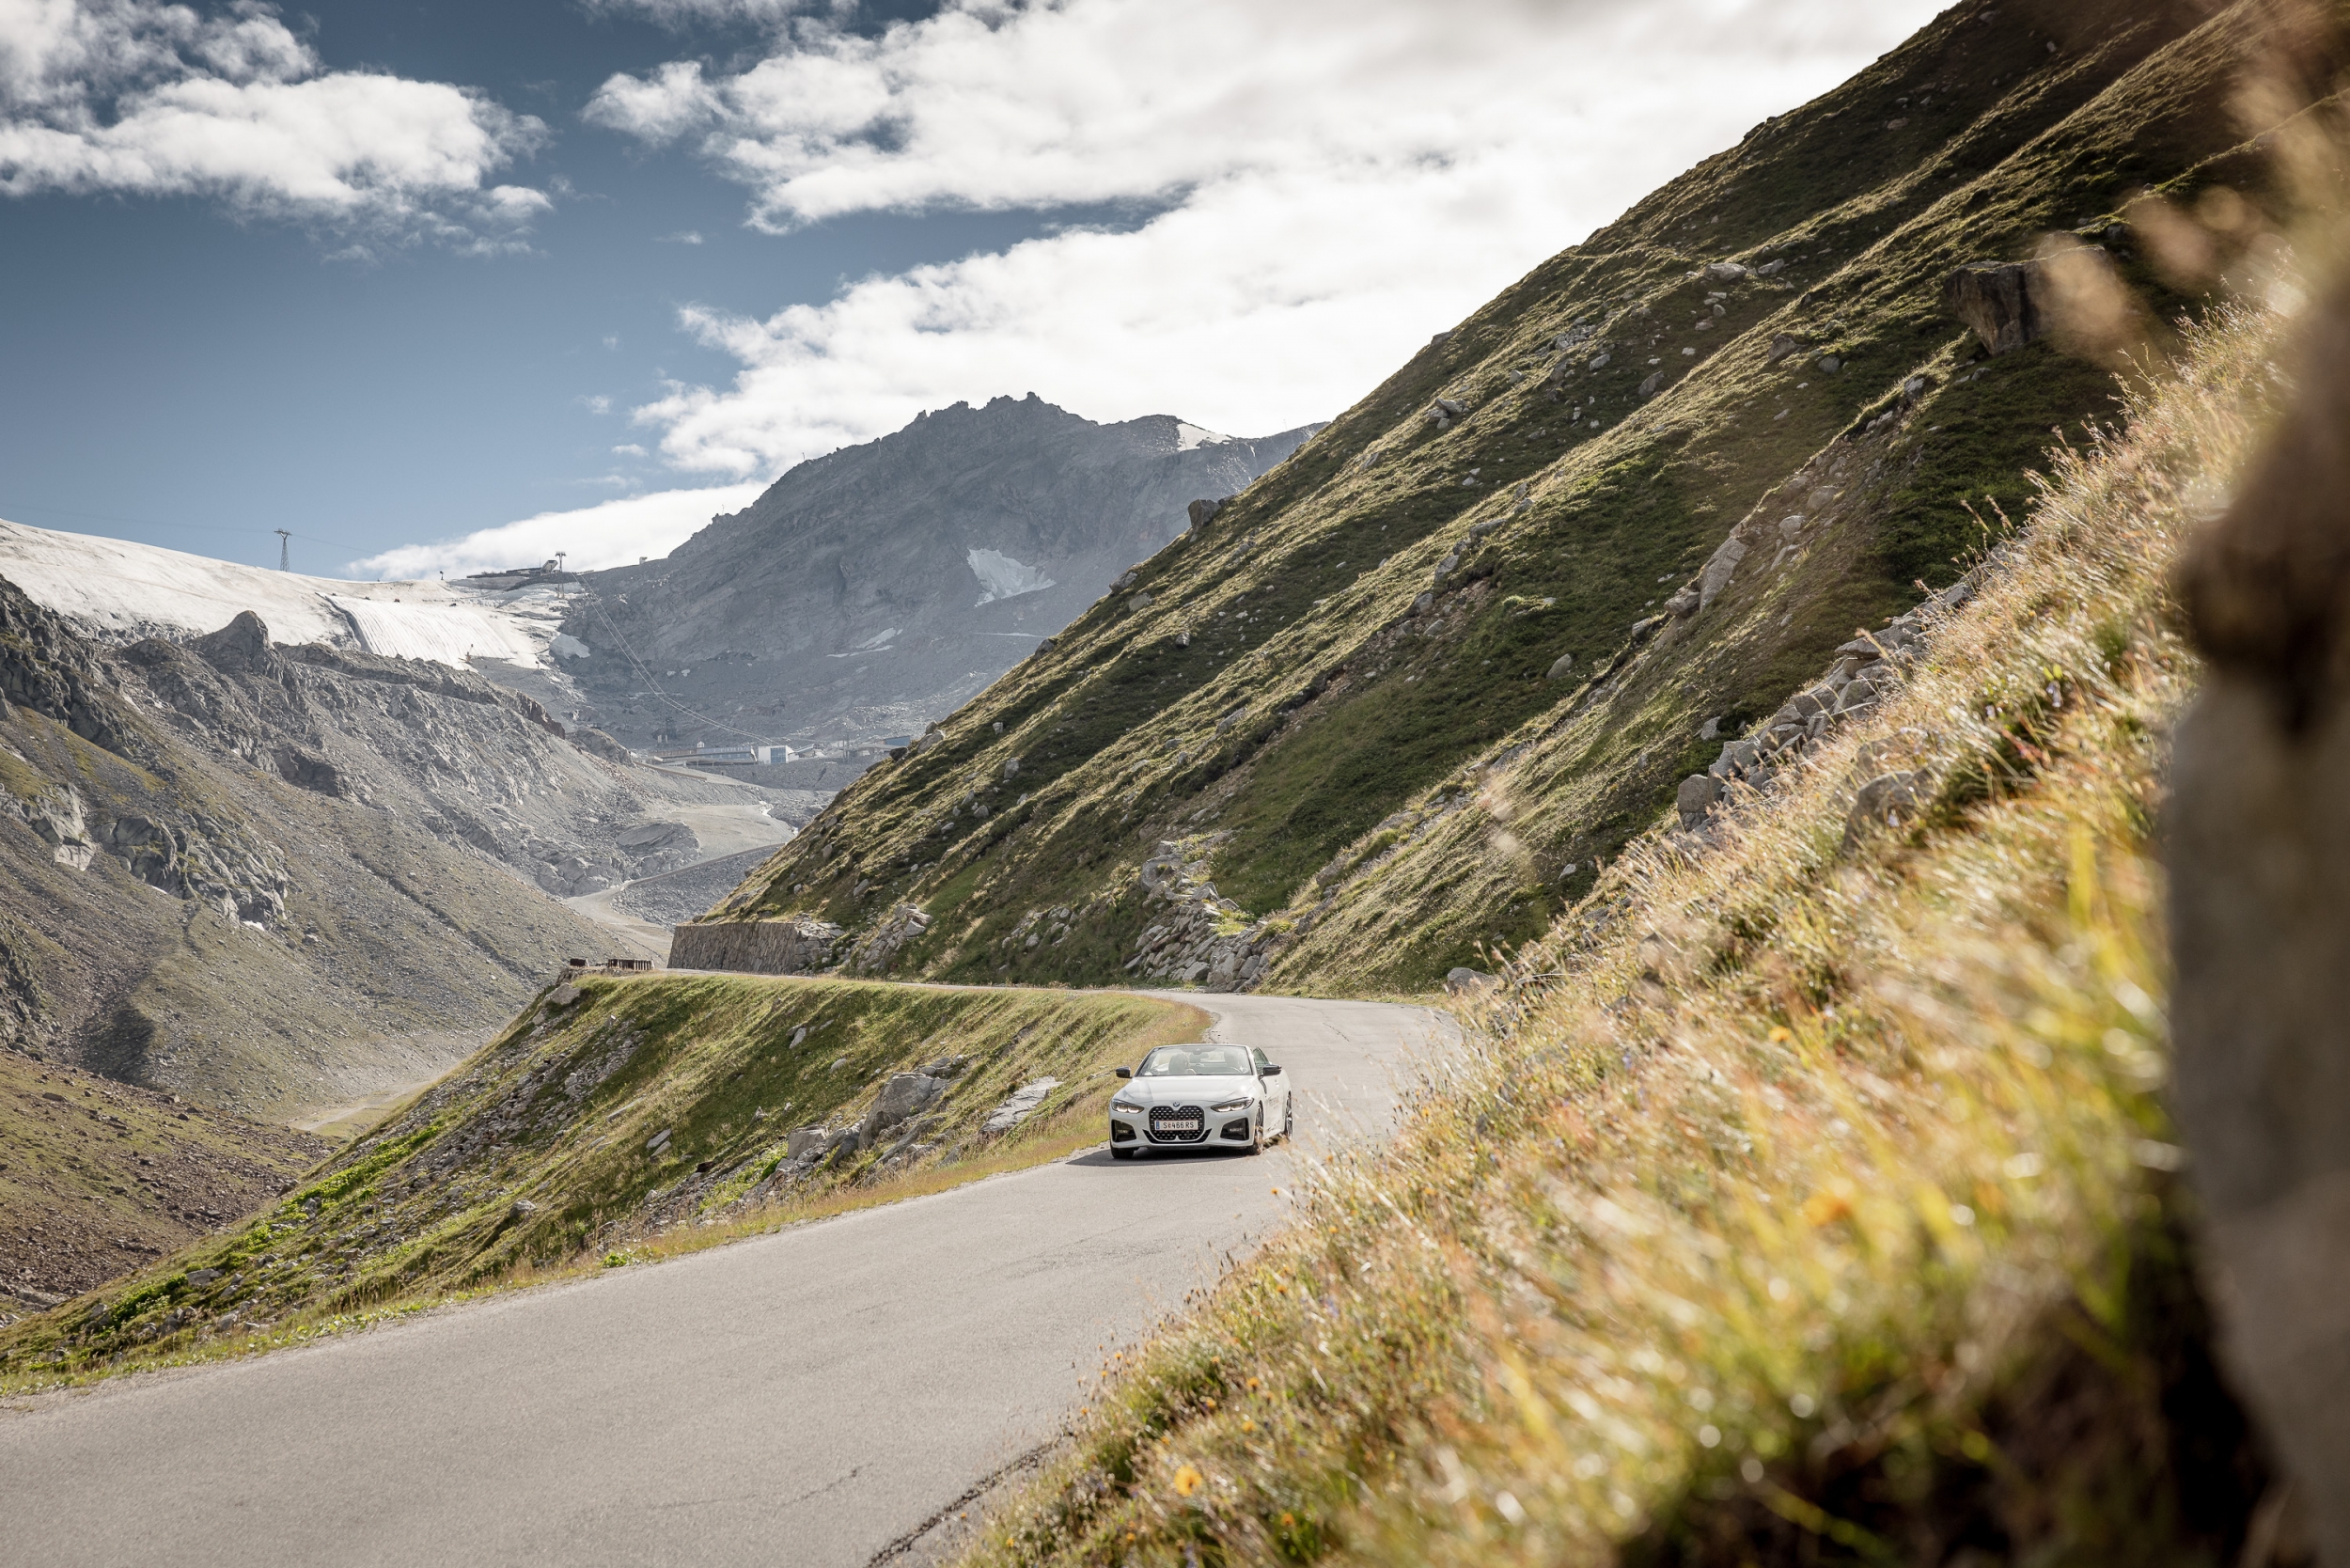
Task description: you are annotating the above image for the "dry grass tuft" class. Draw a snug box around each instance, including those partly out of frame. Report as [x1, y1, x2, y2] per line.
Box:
[956, 291, 2289, 1564]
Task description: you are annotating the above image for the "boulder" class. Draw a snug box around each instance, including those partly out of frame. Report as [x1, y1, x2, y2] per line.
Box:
[1639, 371, 1665, 399]
[1766, 334, 1806, 366]
[1697, 529, 1750, 610]
[1444, 967, 1497, 995]
[873, 1073, 945, 1124]
[1547, 652, 1576, 681]
[786, 1126, 832, 1160]
[2170, 288, 2350, 1560]
[1705, 261, 1751, 283]
[1676, 774, 1723, 829]
[1186, 498, 1225, 530]
[1945, 259, 2048, 356]
[1841, 770, 1925, 851]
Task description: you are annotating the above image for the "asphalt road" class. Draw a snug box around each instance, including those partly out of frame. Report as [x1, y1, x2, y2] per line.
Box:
[1, 993, 1443, 1567]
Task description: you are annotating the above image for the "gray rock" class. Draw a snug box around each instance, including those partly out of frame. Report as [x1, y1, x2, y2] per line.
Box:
[2169, 330, 2350, 1557]
[1547, 653, 1576, 681]
[1664, 588, 1700, 619]
[1817, 355, 1842, 375]
[1841, 770, 1925, 851]
[1766, 333, 1806, 366]
[1676, 774, 1723, 829]
[1444, 967, 1496, 995]
[982, 1077, 1060, 1135]
[786, 1126, 832, 1160]
[646, 1127, 673, 1153]
[1187, 497, 1225, 530]
[1705, 261, 1751, 283]
[186, 1268, 221, 1286]
[1756, 259, 1787, 277]
[1945, 259, 2050, 356]
[1639, 371, 1665, 399]
[873, 1072, 945, 1124]
[547, 984, 581, 1007]
[1697, 531, 1750, 610]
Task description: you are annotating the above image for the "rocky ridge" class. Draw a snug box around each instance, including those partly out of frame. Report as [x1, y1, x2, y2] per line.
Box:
[557, 397, 1318, 753]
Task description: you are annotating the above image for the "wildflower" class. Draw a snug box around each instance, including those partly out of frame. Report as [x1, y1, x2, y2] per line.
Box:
[1246, 1376, 1261, 1391]
[1801, 1189, 1853, 1227]
[1768, 1026, 1794, 1043]
[1241, 1418, 1256, 1433]
[1173, 1464, 1205, 1497]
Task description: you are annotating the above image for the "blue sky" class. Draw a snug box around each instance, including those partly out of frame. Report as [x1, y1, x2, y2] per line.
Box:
[0, 0, 1946, 579]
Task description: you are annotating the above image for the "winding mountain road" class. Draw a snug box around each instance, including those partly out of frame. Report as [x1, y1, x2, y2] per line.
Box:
[1, 993, 1443, 1567]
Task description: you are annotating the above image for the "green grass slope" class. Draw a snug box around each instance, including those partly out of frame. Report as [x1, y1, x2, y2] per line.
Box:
[695, 0, 2315, 996]
[950, 273, 2293, 1568]
[0, 975, 1202, 1386]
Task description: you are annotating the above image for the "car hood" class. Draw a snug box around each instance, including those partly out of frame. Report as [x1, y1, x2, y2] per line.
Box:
[1113, 1074, 1259, 1105]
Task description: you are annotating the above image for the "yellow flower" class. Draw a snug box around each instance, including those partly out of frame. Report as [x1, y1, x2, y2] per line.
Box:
[1802, 1188, 1853, 1228]
[1768, 1026, 1794, 1043]
[1173, 1464, 1204, 1498]
[1246, 1376, 1261, 1391]
[1241, 1418, 1256, 1434]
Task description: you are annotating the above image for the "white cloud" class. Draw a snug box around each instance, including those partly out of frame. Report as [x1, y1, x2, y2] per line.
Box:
[0, 0, 548, 246]
[581, 393, 614, 414]
[585, 0, 1948, 475]
[350, 482, 767, 580]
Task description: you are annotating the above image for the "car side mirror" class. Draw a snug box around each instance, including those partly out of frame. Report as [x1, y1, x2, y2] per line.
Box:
[1115, 1067, 1133, 1078]
[1261, 1064, 1282, 1075]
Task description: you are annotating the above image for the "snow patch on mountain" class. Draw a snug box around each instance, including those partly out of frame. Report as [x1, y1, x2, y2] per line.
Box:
[0, 519, 563, 669]
[1174, 422, 1235, 452]
[967, 547, 1056, 606]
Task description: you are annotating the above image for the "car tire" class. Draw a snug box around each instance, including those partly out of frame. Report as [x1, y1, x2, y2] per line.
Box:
[1111, 1146, 1137, 1161]
[1244, 1112, 1265, 1155]
[1282, 1100, 1294, 1139]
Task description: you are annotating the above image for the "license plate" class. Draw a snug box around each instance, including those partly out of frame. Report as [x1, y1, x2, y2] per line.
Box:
[1160, 1119, 1201, 1132]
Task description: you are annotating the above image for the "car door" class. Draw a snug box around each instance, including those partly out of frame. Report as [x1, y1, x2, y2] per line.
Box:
[1252, 1046, 1285, 1129]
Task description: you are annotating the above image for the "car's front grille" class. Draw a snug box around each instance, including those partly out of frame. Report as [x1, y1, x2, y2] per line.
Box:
[1148, 1105, 1208, 1143]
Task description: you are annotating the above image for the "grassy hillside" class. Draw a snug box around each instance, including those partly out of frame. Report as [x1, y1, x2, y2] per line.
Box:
[0, 1052, 326, 1309]
[947, 280, 2288, 1565]
[0, 975, 1202, 1387]
[689, 0, 2310, 996]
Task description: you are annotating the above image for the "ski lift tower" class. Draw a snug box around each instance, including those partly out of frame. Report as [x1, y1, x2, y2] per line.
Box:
[274, 530, 290, 572]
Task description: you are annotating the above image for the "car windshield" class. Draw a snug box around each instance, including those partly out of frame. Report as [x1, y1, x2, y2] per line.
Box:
[1136, 1045, 1256, 1077]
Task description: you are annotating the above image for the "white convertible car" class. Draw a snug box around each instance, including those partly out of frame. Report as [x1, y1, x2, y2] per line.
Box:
[1107, 1043, 1292, 1158]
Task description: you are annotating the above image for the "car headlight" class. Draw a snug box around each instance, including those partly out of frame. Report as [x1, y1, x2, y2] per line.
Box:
[1207, 1096, 1251, 1112]
[1111, 1097, 1144, 1112]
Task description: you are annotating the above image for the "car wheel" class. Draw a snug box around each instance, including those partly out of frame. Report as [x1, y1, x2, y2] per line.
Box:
[1244, 1111, 1265, 1155]
[1111, 1145, 1137, 1161]
[1282, 1099, 1294, 1139]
